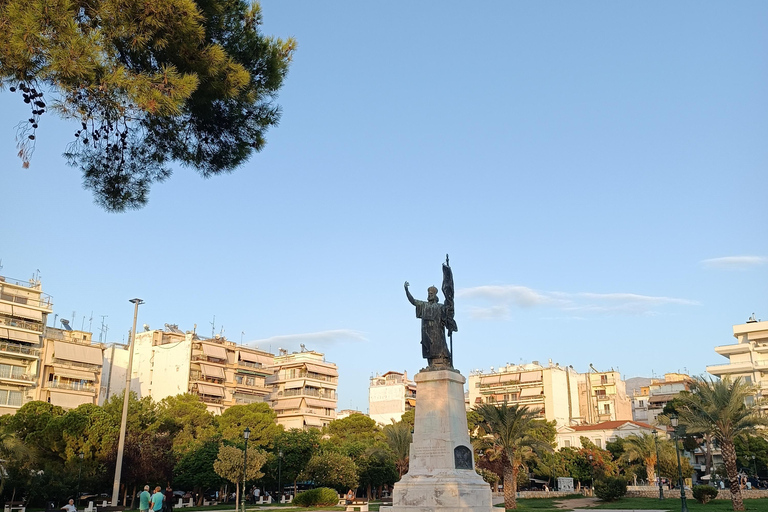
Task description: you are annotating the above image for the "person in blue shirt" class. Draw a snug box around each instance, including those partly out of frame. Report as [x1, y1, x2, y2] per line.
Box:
[139, 486, 151, 512]
[150, 487, 164, 512]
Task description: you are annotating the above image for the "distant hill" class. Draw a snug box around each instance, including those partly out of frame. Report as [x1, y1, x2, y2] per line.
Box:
[625, 376, 652, 396]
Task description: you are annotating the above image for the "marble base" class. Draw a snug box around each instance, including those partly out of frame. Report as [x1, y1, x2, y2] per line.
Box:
[385, 370, 493, 512]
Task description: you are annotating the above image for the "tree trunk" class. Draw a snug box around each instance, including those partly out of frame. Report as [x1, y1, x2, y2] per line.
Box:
[235, 482, 240, 511]
[646, 463, 655, 485]
[704, 434, 714, 476]
[503, 463, 517, 510]
[130, 484, 136, 509]
[721, 439, 744, 511]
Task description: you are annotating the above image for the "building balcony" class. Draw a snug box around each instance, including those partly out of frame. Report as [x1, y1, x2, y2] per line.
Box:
[51, 358, 101, 372]
[706, 361, 755, 375]
[0, 372, 36, 385]
[0, 341, 40, 359]
[714, 344, 752, 356]
[44, 381, 97, 393]
[0, 278, 53, 311]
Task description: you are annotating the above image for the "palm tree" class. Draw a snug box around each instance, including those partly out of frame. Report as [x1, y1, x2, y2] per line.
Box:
[621, 433, 663, 485]
[475, 403, 552, 510]
[674, 377, 768, 511]
[383, 421, 412, 478]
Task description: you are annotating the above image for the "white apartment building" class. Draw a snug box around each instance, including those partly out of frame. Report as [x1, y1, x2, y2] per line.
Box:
[368, 370, 416, 425]
[104, 325, 274, 414]
[467, 362, 581, 426]
[707, 315, 768, 411]
[555, 420, 658, 450]
[0, 274, 52, 414]
[268, 349, 338, 429]
[631, 373, 691, 426]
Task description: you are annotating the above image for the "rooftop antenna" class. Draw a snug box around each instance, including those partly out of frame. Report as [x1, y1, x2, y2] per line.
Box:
[219, 326, 225, 337]
[0, 259, 3, 271]
[241, 331, 245, 344]
[99, 315, 108, 343]
[88, 311, 93, 333]
[210, 315, 215, 338]
[81, 315, 86, 330]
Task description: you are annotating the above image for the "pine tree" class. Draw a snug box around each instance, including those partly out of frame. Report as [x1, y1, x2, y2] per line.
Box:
[0, 0, 294, 211]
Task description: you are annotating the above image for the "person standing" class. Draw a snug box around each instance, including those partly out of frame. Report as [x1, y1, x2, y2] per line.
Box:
[139, 486, 152, 512]
[150, 486, 165, 512]
[61, 499, 77, 512]
[163, 487, 174, 512]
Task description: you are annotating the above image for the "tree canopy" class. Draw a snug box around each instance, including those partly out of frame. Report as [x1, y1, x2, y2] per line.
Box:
[0, 0, 295, 211]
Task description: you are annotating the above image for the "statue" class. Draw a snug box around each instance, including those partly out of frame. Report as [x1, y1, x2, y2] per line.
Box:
[404, 255, 458, 369]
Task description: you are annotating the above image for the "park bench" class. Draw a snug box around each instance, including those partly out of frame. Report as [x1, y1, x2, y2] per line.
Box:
[83, 501, 96, 512]
[4, 501, 25, 512]
[345, 500, 368, 512]
[94, 506, 124, 512]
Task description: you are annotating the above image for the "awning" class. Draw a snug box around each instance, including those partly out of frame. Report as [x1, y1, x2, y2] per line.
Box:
[481, 375, 501, 385]
[49, 391, 91, 409]
[474, 397, 483, 403]
[520, 371, 542, 383]
[499, 373, 520, 383]
[305, 398, 332, 409]
[239, 351, 272, 365]
[305, 363, 338, 377]
[197, 383, 225, 397]
[273, 398, 302, 410]
[526, 403, 544, 411]
[304, 417, 324, 427]
[56, 368, 96, 381]
[200, 364, 225, 379]
[285, 381, 304, 389]
[201, 344, 227, 360]
[54, 341, 102, 364]
[520, 387, 543, 398]
[2, 328, 39, 343]
[12, 305, 43, 321]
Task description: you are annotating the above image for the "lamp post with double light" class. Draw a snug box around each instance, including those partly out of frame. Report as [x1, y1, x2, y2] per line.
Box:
[652, 429, 664, 500]
[669, 415, 689, 512]
[278, 449, 283, 501]
[588, 454, 594, 494]
[243, 427, 250, 512]
[77, 452, 84, 505]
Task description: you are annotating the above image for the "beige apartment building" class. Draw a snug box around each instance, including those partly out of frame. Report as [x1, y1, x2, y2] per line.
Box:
[268, 349, 338, 429]
[37, 326, 104, 408]
[104, 325, 274, 414]
[707, 315, 768, 409]
[555, 420, 657, 450]
[0, 275, 52, 414]
[467, 362, 581, 426]
[577, 369, 633, 424]
[368, 370, 416, 425]
[631, 373, 691, 425]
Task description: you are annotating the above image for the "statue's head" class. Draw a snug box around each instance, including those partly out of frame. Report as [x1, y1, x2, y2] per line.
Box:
[427, 286, 438, 302]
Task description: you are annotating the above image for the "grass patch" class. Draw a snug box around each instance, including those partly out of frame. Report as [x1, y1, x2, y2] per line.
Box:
[495, 496, 768, 512]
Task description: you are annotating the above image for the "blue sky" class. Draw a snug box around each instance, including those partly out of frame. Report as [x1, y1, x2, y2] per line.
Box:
[1, 2, 766, 412]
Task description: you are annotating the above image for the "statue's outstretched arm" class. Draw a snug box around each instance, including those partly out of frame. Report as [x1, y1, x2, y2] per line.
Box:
[404, 281, 417, 306]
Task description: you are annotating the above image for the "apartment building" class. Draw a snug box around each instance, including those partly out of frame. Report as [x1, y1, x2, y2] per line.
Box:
[577, 369, 632, 424]
[707, 315, 768, 410]
[368, 370, 416, 425]
[631, 373, 691, 425]
[268, 349, 338, 429]
[0, 275, 52, 414]
[37, 326, 104, 408]
[105, 325, 274, 414]
[467, 362, 581, 426]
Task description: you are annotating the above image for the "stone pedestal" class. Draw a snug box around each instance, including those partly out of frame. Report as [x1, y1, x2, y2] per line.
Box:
[387, 370, 492, 512]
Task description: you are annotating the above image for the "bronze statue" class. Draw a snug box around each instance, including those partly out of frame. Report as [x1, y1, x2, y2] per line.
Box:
[404, 255, 458, 369]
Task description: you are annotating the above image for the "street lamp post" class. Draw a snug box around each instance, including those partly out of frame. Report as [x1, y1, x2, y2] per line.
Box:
[77, 452, 84, 504]
[278, 449, 283, 500]
[588, 454, 594, 495]
[242, 427, 250, 512]
[752, 455, 758, 479]
[111, 298, 143, 506]
[652, 429, 664, 500]
[669, 415, 689, 512]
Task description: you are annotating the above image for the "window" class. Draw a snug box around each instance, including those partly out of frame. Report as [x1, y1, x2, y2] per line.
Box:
[595, 439, 602, 448]
[475, 382, 480, 388]
[246, 377, 255, 386]
[0, 390, 22, 406]
[603, 404, 610, 414]
[235, 375, 243, 384]
[601, 375, 608, 384]
[0, 364, 25, 380]
[564, 440, 571, 448]
[595, 389, 606, 397]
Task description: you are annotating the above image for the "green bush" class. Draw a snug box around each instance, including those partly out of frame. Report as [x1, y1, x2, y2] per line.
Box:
[692, 484, 719, 504]
[594, 476, 627, 502]
[293, 487, 340, 507]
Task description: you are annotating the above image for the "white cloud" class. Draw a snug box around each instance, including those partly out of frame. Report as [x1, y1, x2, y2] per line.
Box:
[701, 256, 768, 270]
[458, 285, 697, 318]
[248, 329, 367, 351]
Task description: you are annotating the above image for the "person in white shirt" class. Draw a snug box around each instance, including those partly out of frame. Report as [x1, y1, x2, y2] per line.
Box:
[61, 499, 77, 512]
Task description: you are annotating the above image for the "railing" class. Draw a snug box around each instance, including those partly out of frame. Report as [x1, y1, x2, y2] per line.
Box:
[193, 392, 223, 404]
[0, 341, 40, 357]
[0, 316, 44, 333]
[190, 371, 224, 383]
[192, 354, 227, 364]
[304, 372, 337, 383]
[51, 358, 101, 372]
[45, 381, 96, 392]
[279, 388, 337, 399]
[238, 360, 263, 370]
[0, 278, 53, 308]
[0, 371, 35, 382]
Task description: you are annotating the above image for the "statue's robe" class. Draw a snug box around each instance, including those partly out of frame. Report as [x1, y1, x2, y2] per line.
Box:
[414, 300, 451, 365]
